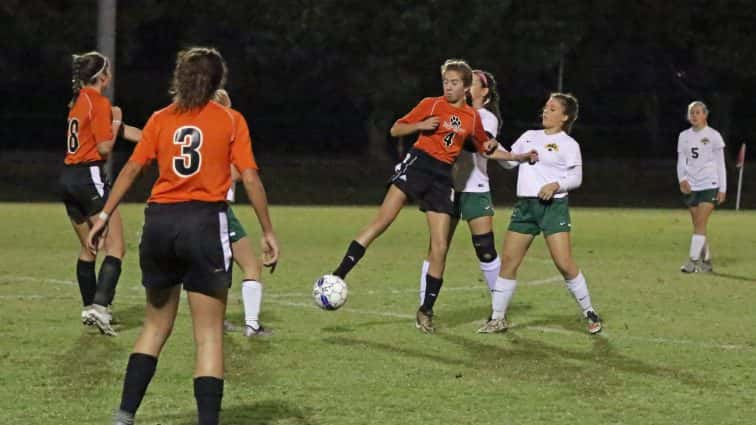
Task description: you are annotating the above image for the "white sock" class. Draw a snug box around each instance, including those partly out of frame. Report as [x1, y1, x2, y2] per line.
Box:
[419, 260, 429, 305]
[491, 277, 517, 320]
[565, 271, 593, 316]
[689, 234, 706, 260]
[480, 256, 501, 291]
[242, 280, 263, 329]
[702, 241, 711, 261]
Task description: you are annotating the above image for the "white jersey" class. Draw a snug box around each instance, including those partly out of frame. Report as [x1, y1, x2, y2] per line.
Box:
[676, 126, 726, 191]
[510, 130, 582, 198]
[455, 108, 499, 193]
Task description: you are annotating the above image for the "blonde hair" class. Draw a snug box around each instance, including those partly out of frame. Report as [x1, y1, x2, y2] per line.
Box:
[440, 59, 473, 87]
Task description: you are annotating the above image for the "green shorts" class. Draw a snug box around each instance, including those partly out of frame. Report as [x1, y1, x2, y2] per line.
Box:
[226, 206, 247, 243]
[507, 197, 571, 236]
[683, 188, 719, 207]
[453, 191, 494, 221]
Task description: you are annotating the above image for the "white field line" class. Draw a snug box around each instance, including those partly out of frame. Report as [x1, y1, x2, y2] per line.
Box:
[2, 274, 752, 351]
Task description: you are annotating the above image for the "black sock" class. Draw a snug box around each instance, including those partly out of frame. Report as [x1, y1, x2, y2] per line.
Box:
[93, 256, 122, 306]
[421, 274, 443, 313]
[119, 353, 158, 415]
[76, 259, 96, 306]
[194, 376, 224, 425]
[332, 240, 366, 279]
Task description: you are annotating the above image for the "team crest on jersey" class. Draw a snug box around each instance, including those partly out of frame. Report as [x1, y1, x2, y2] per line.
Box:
[700, 138, 710, 145]
[545, 143, 559, 152]
[449, 115, 461, 128]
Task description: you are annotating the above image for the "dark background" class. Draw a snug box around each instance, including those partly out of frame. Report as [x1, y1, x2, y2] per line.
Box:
[1, 0, 754, 207]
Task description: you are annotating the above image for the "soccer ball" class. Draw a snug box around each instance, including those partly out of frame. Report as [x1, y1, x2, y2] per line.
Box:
[313, 274, 348, 310]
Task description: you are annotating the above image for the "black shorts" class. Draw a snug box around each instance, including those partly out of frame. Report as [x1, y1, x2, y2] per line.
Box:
[388, 148, 455, 216]
[139, 201, 232, 296]
[59, 162, 109, 224]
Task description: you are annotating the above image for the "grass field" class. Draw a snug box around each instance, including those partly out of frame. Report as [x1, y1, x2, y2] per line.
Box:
[1, 203, 755, 425]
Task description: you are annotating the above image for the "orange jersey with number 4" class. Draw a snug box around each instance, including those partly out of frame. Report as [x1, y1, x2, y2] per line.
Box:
[129, 101, 258, 204]
[396, 96, 489, 164]
[65, 87, 113, 164]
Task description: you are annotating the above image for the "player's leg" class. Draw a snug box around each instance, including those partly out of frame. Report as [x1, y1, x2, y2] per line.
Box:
[468, 214, 499, 291]
[543, 231, 601, 334]
[477, 230, 534, 333]
[69, 218, 97, 322]
[416, 210, 451, 333]
[691, 201, 716, 272]
[332, 185, 407, 279]
[232, 236, 270, 336]
[187, 288, 228, 425]
[91, 208, 125, 314]
[114, 285, 181, 424]
[419, 203, 460, 305]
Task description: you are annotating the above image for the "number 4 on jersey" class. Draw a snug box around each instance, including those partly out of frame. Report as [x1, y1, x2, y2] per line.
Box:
[443, 132, 454, 148]
[172, 126, 203, 177]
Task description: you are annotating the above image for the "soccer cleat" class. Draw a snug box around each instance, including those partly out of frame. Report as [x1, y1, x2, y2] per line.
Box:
[81, 305, 93, 325]
[85, 304, 117, 336]
[223, 320, 241, 333]
[243, 324, 273, 337]
[415, 307, 435, 334]
[680, 259, 702, 273]
[586, 310, 602, 334]
[107, 305, 120, 325]
[112, 409, 135, 425]
[477, 317, 510, 334]
[699, 259, 713, 273]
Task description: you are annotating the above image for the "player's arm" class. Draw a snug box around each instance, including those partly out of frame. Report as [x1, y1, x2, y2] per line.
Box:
[676, 135, 691, 194]
[86, 160, 144, 253]
[95, 106, 122, 158]
[240, 168, 279, 269]
[715, 146, 727, 203]
[486, 144, 536, 162]
[121, 125, 143, 143]
[390, 117, 440, 137]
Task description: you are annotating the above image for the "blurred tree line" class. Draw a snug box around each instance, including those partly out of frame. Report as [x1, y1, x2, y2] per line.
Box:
[2, 0, 755, 161]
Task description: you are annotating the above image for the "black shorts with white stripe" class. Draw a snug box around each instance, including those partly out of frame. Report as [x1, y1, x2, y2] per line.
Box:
[139, 201, 232, 296]
[59, 161, 109, 224]
[388, 148, 455, 216]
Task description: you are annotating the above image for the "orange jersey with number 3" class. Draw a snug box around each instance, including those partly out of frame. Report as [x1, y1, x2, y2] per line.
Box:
[64, 87, 113, 164]
[396, 96, 489, 164]
[129, 101, 258, 204]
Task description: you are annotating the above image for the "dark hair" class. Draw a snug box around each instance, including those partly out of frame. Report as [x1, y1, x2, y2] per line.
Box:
[440, 59, 473, 87]
[69, 51, 109, 108]
[170, 47, 227, 112]
[472, 70, 502, 134]
[549, 92, 579, 133]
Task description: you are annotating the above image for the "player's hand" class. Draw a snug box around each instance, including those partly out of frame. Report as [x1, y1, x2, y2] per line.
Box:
[716, 191, 726, 205]
[111, 106, 122, 122]
[538, 182, 560, 201]
[87, 217, 109, 255]
[512, 149, 538, 164]
[416, 116, 440, 131]
[261, 232, 279, 273]
[679, 180, 692, 194]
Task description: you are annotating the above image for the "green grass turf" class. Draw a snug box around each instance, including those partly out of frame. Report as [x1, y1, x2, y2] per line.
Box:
[0, 203, 755, 424]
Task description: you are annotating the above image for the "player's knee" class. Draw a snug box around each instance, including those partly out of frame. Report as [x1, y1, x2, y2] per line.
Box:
[471, 232, 497, 262]
[429, 239, 449, 257]
[554, 259, 577, 278]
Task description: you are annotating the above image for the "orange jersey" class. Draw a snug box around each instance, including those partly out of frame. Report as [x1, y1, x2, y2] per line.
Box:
[130, 101, 258, 204]
[64, 87, 113, 164]
[396, 96, 489, 164]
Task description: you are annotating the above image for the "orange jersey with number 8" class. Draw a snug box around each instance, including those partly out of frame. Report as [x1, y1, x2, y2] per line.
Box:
[64, 87, 113, 164]
[129, 101, 258, 204]
[395, 96, 489, 164]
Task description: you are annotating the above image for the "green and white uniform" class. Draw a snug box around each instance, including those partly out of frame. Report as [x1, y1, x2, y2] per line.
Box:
[676, 126, 726, 206]
[452, 108, 499, 220]
[226, 184, 247, 243]
[505, 130, 582, 236]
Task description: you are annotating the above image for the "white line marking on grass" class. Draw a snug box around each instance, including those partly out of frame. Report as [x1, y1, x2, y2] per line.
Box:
[4, 274, 751, 351]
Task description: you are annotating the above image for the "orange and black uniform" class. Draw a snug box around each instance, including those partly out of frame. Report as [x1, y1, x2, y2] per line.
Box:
[60, 87, 114, 223]
[390, 96, 489, 215]
[130, 101, 256, 294]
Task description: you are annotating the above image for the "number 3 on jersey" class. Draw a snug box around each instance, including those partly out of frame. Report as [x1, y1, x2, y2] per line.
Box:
[173, 126, 203, 177]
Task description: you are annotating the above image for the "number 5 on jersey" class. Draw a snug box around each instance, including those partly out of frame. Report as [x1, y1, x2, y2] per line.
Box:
[173, 126, 203, 177]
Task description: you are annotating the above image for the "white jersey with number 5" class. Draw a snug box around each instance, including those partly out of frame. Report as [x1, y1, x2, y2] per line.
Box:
[676, 126, 726, 191]
[510, 130, 582, 198]
[457, 108, 499, 193]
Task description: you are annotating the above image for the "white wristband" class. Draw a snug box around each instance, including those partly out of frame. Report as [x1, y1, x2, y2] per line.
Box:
[98, 211, 109, 221]
[112, 120, 122, 125]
